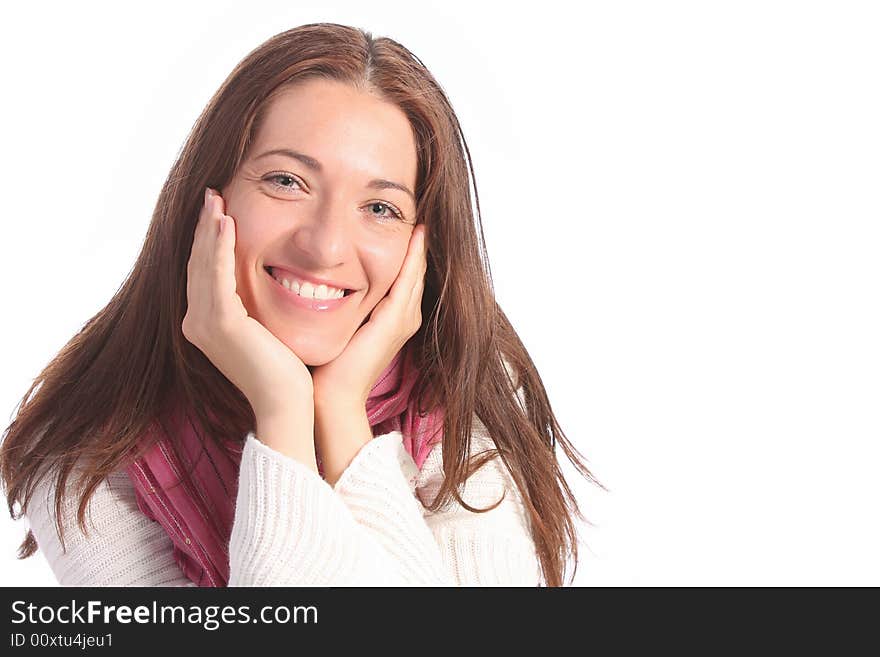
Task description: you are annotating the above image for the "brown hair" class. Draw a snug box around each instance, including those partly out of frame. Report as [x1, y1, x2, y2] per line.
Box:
[0, 23, 604, 586]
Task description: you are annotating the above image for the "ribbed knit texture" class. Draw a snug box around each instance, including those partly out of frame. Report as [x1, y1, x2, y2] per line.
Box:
[25, 414, 542, 586]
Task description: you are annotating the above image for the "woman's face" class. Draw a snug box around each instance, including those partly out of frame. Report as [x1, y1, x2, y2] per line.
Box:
[220, 78, 419, 367]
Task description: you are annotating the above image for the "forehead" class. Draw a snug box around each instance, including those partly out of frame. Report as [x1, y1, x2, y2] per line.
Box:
[252, 78, 418, 186]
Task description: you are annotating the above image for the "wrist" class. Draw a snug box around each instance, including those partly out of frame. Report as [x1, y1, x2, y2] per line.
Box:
[313, 390, 365, 416]
[251, 383, 314, 421]
[254, 408, 318, 475]
[313, 404, 373, 487]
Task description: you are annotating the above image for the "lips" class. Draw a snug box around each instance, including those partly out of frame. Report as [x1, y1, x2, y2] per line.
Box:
[264, 265, 355, 312]
[263, 266, 355, 296]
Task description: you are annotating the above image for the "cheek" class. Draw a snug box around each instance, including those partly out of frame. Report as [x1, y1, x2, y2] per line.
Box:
[362, 240, 409, 297]
[231, 229, 261, 289]
[227, 201, 281, 262]
[225, 206, 280, 297]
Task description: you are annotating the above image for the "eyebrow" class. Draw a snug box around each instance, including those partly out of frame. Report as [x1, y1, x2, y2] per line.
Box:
[253, 148, 415, 202]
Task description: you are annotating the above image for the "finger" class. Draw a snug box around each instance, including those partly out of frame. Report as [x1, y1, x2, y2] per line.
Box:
[187, 189, 216, 303]
[215, 211, 238, 304]
[406, 273, 425, 333]
[192, 189, 220, 274]
[193, 188, 217, 247]
[189, 190, 227, 318]
[389, 225, 427, 303]
[416, 225, 428, 274]
[409, 226, 428, 299]
[404, 224, 427, 271]
[192, 188, 222, 275]
[408, 265, 426, 308]
[408, 237, 427, 294]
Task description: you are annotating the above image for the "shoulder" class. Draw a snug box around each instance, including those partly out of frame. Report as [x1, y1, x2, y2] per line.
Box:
[27, 465, 142, 534]
[25, 466, 192, 586]
[413, 409, 532, 536]
[413, 355, 527, 510]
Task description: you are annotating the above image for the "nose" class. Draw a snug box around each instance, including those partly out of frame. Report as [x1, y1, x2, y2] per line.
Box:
[290, 198, 352, 268]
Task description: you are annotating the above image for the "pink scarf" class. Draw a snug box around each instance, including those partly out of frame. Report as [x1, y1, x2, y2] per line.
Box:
[125, 346, 444, 587]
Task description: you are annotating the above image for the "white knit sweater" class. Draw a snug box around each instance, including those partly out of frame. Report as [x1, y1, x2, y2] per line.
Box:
[25, 410, 543, 586]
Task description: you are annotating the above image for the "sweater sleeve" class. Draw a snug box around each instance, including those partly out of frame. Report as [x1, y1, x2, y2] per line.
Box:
[332, 422, 542, 586]
[232, 415, 542, 586]
[25, 415, 541, 586]
[231, 372, 541, 586]
[25, 469, 196, 586]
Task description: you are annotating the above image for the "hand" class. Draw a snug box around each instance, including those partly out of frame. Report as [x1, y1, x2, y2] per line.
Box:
[311, 224, 428, 411]
[181, 188, 314, 420]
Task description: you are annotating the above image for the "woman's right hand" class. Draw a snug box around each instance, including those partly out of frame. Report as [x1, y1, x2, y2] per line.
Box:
[181, 187, 314, 421]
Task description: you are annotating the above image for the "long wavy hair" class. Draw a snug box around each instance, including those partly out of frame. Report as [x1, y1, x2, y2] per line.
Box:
[0, 22, 604, 586]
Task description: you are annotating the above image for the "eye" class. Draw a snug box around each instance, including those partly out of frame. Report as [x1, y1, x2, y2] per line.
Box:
[263, 172, 304, 193]
[263, 172, 407, 222]
[364, 201, 404, 222]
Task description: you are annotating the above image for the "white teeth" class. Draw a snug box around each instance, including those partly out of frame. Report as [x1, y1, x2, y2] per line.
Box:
[315, 284, 344, 300]
[271, 269, 345, 300]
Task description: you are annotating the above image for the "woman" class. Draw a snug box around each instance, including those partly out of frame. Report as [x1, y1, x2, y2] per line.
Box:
[0, 23, 601, 587]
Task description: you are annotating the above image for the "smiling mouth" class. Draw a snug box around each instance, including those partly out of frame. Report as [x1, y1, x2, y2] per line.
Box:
[264, 266, 355, 298]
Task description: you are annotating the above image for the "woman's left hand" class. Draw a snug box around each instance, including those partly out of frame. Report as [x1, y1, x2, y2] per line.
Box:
[311, 224, 428, 412]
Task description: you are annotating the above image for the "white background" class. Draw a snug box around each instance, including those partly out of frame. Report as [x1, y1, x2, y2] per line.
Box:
[1, 1, 878, 586]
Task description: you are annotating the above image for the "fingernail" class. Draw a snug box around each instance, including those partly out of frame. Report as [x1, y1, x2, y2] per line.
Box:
[205, 187, 212, 203]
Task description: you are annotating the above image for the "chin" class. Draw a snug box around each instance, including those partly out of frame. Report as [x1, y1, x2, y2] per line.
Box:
[299, 352, 337, 368]
[282, 335, 346, 368]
